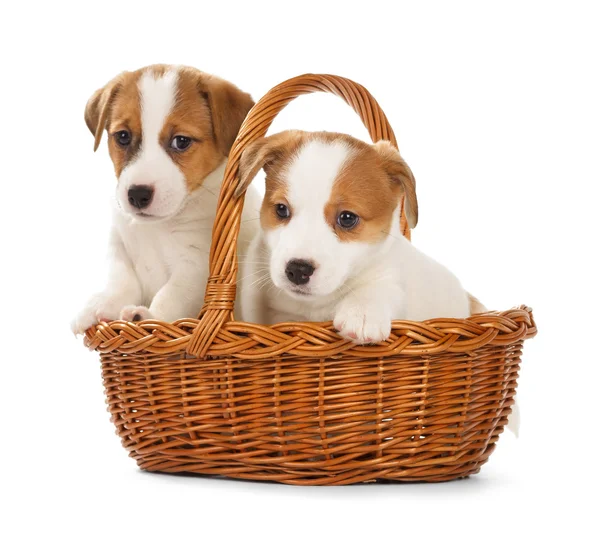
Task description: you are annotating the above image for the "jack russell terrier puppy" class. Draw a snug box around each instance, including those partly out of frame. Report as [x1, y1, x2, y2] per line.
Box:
[237, 130, 475, 343]
[72, 64, 259, 334]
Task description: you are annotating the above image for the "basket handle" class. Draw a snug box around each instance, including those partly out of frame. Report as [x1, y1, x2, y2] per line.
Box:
[187, 73, 409, 358]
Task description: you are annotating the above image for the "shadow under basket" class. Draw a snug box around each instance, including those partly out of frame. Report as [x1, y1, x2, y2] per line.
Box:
[84, 73, 537, 485]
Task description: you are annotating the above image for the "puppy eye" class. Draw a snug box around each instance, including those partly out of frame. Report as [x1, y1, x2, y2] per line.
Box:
[337, 211, 359, 229]
[115, 130, 131, 147]
[170, 136, 192, 151]
[275, 204, 290, 219]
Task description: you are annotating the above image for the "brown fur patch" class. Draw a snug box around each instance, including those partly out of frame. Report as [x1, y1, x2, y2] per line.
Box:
[260, 181, 290, 230]
[325, 134, 402, 243]
[196, 73, 255, 157]
[160, 68, 223, 192]
[85, 64, 254, 191]
[260, 135, 306, 230]
[373, 140, 418, 228]
[104, 71, 143, 177]
[237, 131, 305, 229]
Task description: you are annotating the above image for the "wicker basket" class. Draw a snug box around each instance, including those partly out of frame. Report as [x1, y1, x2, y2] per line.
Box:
[84, 73, 537, 485]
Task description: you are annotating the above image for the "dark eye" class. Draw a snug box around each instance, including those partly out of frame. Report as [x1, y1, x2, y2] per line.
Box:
[275, 203, 290, 219]
[337, 211, 359, 229]
[170, 135, 192, 151]
[115, 130, 131, 147]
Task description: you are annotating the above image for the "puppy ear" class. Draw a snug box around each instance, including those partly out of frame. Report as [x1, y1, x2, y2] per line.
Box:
[200, 75, 254, 157]
[374, 140, 419, 228]
[235, 131, 300, 198]
[85, 74, 124, 152]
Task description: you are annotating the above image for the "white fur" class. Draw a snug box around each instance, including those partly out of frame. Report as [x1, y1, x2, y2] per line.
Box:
[264, 141, 362, 297]
[240, 139, 470, 343]
[72, 69, 259, 334]
[117, 69, 187, 219]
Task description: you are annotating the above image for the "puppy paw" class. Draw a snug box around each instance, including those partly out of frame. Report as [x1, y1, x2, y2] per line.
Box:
[71, 306, 100, 335]
[71, 294, 123, 335]
[119, 305, 152, 323]
[334, 302, 392, 344]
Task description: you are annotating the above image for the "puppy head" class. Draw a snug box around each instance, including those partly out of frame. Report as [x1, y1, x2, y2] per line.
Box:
[238, 131, 417, 299]
[85, 65, 253, 220]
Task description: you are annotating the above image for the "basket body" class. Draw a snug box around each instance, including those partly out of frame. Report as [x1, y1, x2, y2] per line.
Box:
[92, 309, 534, 485]
[85, 74, 537, 484]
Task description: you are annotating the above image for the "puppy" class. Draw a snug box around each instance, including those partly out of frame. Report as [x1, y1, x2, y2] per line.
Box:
[237, 130, 471, 343]
[72, 64, 259, 334]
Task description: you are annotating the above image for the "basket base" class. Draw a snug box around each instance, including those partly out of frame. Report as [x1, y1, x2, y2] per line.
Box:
[138, 468, 480, 486]
[127, 444, 495, 486]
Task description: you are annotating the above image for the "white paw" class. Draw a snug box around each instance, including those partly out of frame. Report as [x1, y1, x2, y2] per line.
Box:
[334, 302, 392, 344]
[119, 305, 152, 323]
[71, 306, 99, 336]
[71, 294, 124, 335]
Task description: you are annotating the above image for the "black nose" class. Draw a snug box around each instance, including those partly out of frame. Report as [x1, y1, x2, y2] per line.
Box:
[128, 185, 154, 210]
[285, 259, 315, 285]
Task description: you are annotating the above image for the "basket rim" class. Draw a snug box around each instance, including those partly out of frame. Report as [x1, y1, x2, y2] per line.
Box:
[84, 305, 536, 359]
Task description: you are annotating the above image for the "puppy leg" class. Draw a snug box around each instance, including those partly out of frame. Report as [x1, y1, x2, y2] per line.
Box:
[334, 283, 405, 344]
[121, 263, 207, 323]
[72, 231, 141, 334]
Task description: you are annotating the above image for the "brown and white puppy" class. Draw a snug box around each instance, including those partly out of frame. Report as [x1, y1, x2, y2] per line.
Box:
[238, 130, 471, 343]
[72, 64, 259, 334]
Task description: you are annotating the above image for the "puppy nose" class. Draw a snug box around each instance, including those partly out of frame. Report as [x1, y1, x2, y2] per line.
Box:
[128, 185, 154, 210]
[286, 259, 315, 285]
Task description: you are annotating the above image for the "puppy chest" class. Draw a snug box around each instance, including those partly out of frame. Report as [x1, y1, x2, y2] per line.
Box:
[121, 229, 179, 299]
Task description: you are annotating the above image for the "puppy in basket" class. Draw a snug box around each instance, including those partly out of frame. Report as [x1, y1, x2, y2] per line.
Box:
[72, 64, 259, 334]
[237, 130, 478, 343]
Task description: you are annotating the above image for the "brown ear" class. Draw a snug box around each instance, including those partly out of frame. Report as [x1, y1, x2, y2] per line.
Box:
[235, 131, 301, 198]
[374, 140, 418, 228]
[84, 74, 124, 151]
[200, 75, 254, 157]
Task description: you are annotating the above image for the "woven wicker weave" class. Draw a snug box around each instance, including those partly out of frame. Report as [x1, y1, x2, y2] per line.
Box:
[84, 73, 537, 485]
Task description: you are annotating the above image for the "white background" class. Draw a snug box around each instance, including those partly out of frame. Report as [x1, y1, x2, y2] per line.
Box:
[2, 1, 599, 535]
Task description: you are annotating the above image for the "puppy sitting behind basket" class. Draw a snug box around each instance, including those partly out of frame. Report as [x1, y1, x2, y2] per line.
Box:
[71, 64, 260, 334]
